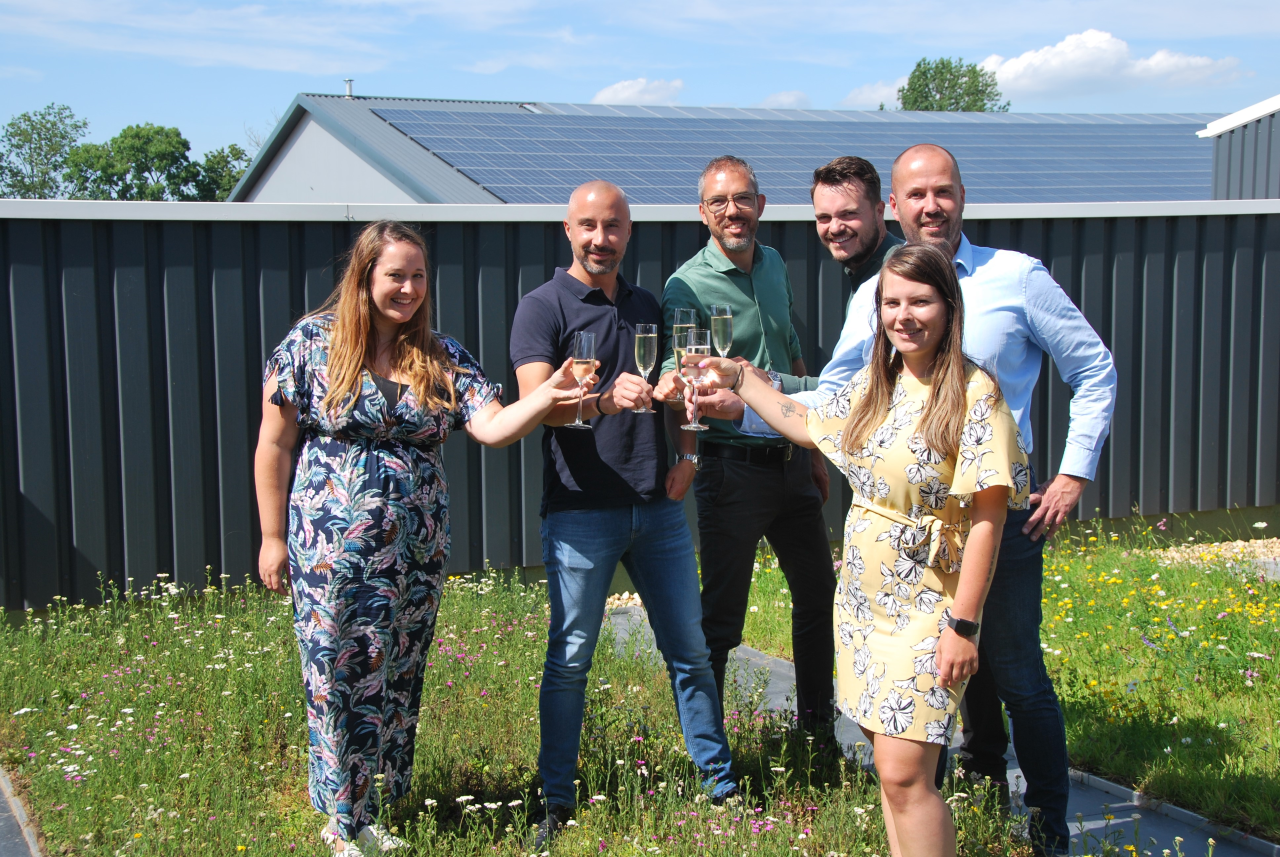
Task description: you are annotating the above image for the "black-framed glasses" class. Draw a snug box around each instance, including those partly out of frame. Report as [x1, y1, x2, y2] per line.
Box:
[702, 193, 758, 214]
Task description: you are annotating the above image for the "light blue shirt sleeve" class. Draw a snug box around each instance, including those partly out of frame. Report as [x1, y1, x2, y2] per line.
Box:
[1023, 262, 1117, 480]
[736, 276, 879, 437]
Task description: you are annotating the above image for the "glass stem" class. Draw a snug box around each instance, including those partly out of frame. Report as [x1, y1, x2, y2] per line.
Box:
[576, 385, 585, 424]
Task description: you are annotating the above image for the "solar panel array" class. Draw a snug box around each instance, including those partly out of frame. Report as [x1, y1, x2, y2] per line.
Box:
[373, 107, 1215, 204]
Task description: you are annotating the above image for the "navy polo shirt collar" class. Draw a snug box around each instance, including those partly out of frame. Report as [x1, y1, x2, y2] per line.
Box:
[553, 267, 633, 303]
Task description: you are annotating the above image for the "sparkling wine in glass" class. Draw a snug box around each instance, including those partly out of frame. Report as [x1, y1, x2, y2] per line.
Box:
[670, 308, 697, 404]
[681, 329, 711, 432]
[632, 323, 657, 413]
[709, 304, 733, 358]
[567, 330, 595, 430]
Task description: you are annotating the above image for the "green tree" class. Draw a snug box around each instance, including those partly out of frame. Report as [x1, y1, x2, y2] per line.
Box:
[66, 123, 200, 201]
[0, 104, 89, 199]
[192, 143, 251, 201]
[897, 57, 1010, 112]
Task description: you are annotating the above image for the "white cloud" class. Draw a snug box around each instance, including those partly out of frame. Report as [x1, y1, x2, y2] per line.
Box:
[755, 90, 810, 110]
[591, 77, 683, 105]
[0, 0, 390, 74]
[981, 30, 1240, 98]
[841, 77, 906, 110]
[0, 65, 42, 80]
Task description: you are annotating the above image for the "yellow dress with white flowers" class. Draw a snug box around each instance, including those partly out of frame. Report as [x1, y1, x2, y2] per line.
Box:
[804, 364, 1030, 744]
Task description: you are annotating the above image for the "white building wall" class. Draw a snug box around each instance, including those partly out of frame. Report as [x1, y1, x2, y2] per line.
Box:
[245, 113, 421, 204]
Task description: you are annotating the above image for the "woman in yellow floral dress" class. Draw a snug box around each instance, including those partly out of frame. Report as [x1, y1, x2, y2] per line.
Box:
[692, 243, 1028, 857]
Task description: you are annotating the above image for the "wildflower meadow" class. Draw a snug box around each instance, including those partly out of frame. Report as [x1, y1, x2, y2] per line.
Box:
[741, 522, 1280, 842]
[1, 573, 1031, 856]
[0, 519, 1275, 855]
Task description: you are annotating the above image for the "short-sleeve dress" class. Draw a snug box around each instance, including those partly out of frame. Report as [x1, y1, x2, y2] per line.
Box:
[266, 314, 498, 838]
[805, 365, 1029, 745]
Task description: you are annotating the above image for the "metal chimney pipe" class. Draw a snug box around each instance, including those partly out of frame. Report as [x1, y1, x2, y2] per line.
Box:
[344, 79, 354, 99]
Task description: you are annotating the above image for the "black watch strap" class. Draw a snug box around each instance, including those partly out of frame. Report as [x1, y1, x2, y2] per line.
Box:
[947, 616, 980, 637]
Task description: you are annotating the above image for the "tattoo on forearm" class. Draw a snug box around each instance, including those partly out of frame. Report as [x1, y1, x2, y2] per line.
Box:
[779, 401, 796, 418]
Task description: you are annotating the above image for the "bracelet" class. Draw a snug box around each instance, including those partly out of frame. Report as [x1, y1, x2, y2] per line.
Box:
[598, 394, 616, 416]
[731, 365, 745, 393]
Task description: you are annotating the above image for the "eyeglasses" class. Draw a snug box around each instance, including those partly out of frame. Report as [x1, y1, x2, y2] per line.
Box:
[701, 193, 758, 215]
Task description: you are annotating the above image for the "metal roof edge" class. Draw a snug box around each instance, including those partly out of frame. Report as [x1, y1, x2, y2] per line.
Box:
[3, 199, 1277, 223]
[290, 95, 440, 203]
[230, 95, 503, 204]
[1198, 94, 1280, 138]
[228, 97, 308, 201]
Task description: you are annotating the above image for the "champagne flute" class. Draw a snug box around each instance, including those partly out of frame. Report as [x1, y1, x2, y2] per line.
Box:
[670, 308, 697, 404]
[709, 304, 733, 358]
[681, 329, 711, 432]
[632, 323, 657, 413]
[566, 331, 595, 430]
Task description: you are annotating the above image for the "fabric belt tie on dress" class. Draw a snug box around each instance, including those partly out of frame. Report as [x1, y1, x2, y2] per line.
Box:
[849, 494, 964, 573]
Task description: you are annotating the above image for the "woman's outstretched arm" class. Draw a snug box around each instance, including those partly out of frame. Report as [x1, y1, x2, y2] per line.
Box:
[690, 355, 816, 448]
[465, 358, 597, 447]
[255, 374, 300, 595]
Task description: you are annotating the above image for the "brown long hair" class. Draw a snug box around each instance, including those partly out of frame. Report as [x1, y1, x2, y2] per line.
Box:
[841, 243, 1000, 462]
[316, 220, 463, 416]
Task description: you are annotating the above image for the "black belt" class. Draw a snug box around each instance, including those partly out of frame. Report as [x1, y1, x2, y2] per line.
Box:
[701, 440, 793, 467]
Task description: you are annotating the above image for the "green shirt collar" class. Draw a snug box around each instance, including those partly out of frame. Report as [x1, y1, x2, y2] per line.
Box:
[703, 238, 763, 274]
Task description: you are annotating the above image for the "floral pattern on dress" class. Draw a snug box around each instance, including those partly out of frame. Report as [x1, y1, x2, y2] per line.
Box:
[266, 314, 498, 839]
[806, 365, 1028, 744]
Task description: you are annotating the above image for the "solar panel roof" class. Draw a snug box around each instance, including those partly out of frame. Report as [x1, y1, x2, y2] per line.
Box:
[372, 105, 1218, 204]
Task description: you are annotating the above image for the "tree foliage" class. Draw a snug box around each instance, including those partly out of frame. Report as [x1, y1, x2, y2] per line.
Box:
[897, 57, 1010, 112]
[192, 144, 251, 202]
[0, 104, 89, 199]
[66, 124, 200, 201]
[1, 108, 251, 201]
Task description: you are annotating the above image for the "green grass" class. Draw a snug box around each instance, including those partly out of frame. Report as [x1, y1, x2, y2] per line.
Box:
[0, 573, 1036, 856]
[739, 526, 1280, 843]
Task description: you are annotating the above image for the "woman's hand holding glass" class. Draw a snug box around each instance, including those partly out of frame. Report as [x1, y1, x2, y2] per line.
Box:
[544, 357, 598, 405]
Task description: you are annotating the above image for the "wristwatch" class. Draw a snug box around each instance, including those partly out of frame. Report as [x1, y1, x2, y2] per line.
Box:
[766, 370, 783, 391]
[947, 616, 980, 637]
[679, 453, 701, 471]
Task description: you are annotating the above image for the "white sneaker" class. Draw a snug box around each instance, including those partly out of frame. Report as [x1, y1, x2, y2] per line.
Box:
[321, 817, 353, 853]
[356, 823, 408, 853]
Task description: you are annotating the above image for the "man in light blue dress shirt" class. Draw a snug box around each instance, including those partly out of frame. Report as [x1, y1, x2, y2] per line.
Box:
[738, 144, 1117, 855]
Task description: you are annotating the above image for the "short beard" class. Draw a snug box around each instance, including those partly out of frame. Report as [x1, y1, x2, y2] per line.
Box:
[905, 217, 961, 252]
[835, 232, 879, 270]
[715, 219, 756, 252]
[575, 248, 621, 275]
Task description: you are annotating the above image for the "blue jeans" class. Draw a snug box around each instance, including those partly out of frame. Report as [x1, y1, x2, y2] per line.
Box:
[538, 498, 736, 808]
[956, 500, 1071, 855]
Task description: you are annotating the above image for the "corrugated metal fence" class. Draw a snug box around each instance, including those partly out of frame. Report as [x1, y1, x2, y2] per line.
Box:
[2, 200, 1278, 608]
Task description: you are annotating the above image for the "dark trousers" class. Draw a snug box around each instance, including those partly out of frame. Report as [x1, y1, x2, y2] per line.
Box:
[693, 447, 837, 730]
[956, 502, 1071, 855]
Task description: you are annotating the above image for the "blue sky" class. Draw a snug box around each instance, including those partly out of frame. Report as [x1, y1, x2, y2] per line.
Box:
[0, 0, 1277, 158]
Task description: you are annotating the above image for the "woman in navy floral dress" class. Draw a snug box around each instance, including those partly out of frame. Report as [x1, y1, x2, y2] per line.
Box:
[255, 221, 592, 854]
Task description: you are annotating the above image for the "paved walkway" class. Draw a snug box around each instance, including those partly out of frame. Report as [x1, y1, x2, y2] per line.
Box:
[0, 769, 39, 857]
[607, 607, 1275, 857]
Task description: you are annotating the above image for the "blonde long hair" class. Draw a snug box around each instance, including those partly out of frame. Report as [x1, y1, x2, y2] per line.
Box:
[841, 243, 1000, 462]
[316, 220, 463, 416]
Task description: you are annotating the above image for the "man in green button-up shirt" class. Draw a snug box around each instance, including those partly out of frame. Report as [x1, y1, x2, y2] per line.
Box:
[658, 239, 818, 444]
[655, 156, 836, 735]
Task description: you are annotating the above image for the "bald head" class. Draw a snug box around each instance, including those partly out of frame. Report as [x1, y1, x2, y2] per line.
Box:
[891, 144, 962, 191]
[564, 181, 632, 279]
[888, 144, 966, 256]
[568, 181, 631, 220]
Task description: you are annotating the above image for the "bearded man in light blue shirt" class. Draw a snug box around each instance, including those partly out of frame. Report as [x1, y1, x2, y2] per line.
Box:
[736, 144, 1116, 855]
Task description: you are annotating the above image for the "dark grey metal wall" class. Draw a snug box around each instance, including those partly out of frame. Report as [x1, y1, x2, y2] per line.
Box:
[1212, 112, 1280, 199]
[2, 213, 1278, 608]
